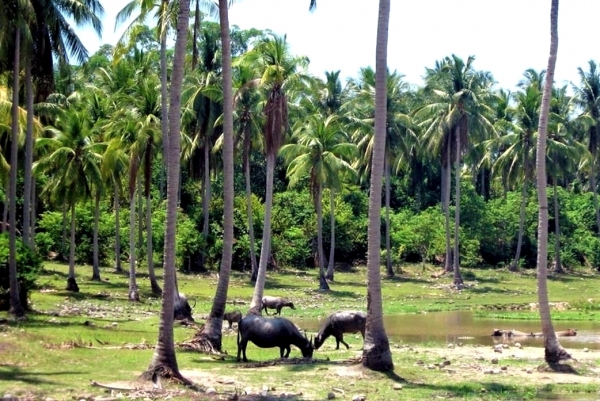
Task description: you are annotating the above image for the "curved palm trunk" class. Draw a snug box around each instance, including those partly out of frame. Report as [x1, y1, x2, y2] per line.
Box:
[144, 0, 191, 384]
[325, 189, 335, 280]
[536, 0, 571, 366]
[23, 62, 34, 249]
[443, 141, 452, 272]
[553, 180, 563, 273]
[66, 204, 79, 292]
[61, 204, 68, 260]
[199, 2, 234, 350]
[114, 181, 123, 272]
[147, 191, 161, 294]
[510, 174, 529, 272]
[250, 152, 276, 312]
[9, 27, 25, 316]
[245, 140, 258, 280]
[129, 188, 140, 301]
[385, 159, 394, 278]
[362, 0, 393, 372]
[316, 182, 330, 290]
[92, 191, 101, 281]
[453, 127, 463, 288]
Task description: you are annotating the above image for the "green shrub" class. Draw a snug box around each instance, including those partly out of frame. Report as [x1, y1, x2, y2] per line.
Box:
[0, 234, 43, 310]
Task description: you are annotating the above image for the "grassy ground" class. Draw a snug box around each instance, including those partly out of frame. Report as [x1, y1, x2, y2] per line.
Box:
[1, 262, 600, 400]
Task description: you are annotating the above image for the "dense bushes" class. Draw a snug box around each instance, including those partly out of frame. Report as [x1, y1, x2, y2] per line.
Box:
[0, 234, 43, 310]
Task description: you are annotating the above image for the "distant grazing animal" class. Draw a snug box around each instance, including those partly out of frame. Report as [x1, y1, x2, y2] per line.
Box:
[532, 328, 577, 337]
[261, 296, 295, 316]
[223, 310, 242, 329]
[236, 314, 313, 362]
[314, 311, 366, 350]
[491, 329, 531, 337]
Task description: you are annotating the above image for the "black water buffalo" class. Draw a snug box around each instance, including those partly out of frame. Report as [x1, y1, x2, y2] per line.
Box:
[314, 311, 366, 350]
[237, 314, 313, 362]
[261, 296, 295, 315]
[223, 310, 242, 329]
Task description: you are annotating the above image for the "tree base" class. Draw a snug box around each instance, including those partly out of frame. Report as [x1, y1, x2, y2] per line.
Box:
[545, 345, 573, 365]
[151, 282, 163, 296]
[139, 364, 193, 387]
[129, 289, 140, 302]
[180, 326, 223, 354]
[319, 274, 330, 291]
[362, 340, 394, 372]
[66, 277, 79, 292]
[91, 274, 101, 281]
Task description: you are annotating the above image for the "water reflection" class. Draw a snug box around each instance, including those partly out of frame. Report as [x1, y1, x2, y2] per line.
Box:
[295, 311, 600, 350]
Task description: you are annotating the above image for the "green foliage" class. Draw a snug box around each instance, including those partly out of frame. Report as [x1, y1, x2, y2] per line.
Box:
[0, 234, 43, 310]
[393, 207, 445, 265]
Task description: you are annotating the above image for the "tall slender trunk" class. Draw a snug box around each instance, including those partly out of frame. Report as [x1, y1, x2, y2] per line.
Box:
[114, 180, 123, 272]
[129, 186, 140, 302]
[385, 159, 393, 277]
[66, 204, 79, 292]
[192, 0, 201, 70]
[250, 152, 275, 312]
[61, 204, 67, 260]
[9, 27, 25, 316]
[31, 181, 37, 251]
[316, 182, 330, 290]
[511, 168, 529, 272]
[147, 190, 161, 294]
[201, 140, 211, 269]
[325, 189, 336, 280]
[362, 0, 393, 372]
[2, 181, 9, 233]
[159, 1, 169, 200]
[245, 136, 258, 279]
[92, 191, 101, 281]
[23, 62, 34, 249]
[453, 126, 463, 288]
[201, 3, 235, 349]
[553, 179, 563, 273]
[144, 0, 191, 383]
[444, 140, 452, 272]
[138, 178, 144, 264]
[536, 0, 570, 365]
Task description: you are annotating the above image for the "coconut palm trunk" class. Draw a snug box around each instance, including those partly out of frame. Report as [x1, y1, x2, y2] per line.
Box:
[129, 185, 140, 301]
[159, 0, 169, 199]
[201, 140, 211, 269]
[385, 158, 393, 277]
[23, 62, 34, 249]
[143, 0, 191, 384]
[114, 180, 123, 272]
[196, 0, 234, 351]
[316, 182, 330, 290]
[250, 152, 276, 311]
[443, 138, 452, 272]
[510, 149, 530, 272]
[453, 125, 464, 288]
[325, 189, 336, 280]
[536, 0, 571, 366]
[147, 189, 161, 294]
[244, 132, 258, 279]
[362, 0, 394, 372]
[92, 191, 101, 281]
[66, 204, 79, 292]
[9, 26, 25, 317]
[553, 180, 563, 273]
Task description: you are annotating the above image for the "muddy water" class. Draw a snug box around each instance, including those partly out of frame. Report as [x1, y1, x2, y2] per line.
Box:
[294, 311, 600, 350]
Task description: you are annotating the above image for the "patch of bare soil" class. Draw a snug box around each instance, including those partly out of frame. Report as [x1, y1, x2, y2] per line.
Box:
[405, 344, 600, 385]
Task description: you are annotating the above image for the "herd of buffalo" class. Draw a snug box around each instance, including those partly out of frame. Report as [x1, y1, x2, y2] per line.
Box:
[222, 295, 366, 362]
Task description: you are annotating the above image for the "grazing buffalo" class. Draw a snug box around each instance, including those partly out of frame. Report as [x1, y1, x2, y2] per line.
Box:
[237, 314, 313, 362]
[314, 311, 366, 350]
[223, 310, 242, 329]
[491, 329, 532, 337]
[261, 296, 295, 316]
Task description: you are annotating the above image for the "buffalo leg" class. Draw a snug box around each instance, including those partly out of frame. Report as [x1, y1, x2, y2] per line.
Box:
[237, 339, 249, 362]
[283, 346, 291, 358]
[336, 335, 350, 349]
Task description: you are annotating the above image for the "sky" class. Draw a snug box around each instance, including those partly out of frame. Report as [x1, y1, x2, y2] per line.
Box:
[81, 0, 599, 92]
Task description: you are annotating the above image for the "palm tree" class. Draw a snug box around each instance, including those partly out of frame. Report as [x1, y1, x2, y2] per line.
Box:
[362, 0, 393, 372]
[416, 55, 494, 286]
[245, 34, 309, 312]
[34, 108, 104, 292]
[191, 0, 235, 352]
[573, 60, 600, 233]
[535, 0, 572, 366]
[281, 115, 356, 290]
[143, 0, 191, 385]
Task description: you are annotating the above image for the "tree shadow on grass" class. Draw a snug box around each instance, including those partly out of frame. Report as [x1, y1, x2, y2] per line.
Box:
[0, 364, 84, 386]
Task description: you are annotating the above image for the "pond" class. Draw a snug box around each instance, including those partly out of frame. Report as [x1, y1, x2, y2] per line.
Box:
[294, 311, 600, 350]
